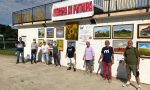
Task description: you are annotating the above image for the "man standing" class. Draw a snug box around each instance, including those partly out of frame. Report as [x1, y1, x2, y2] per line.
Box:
[41, 41, 50, 65]
[123, 40, 141, 90]
[31, 39, 38, 64]
[83, 41, 95, 73]
[53, 41, 61, 66]
[66, 42, 76, 72]
[15, 37, 26, 64]
[98, 40, 114, 83]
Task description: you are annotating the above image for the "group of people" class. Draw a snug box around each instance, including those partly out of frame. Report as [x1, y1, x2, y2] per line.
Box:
[15, 37, 141, 90]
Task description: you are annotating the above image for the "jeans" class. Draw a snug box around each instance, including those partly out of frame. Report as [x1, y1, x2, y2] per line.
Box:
[102, 61, 112, 80]
[31, 49, 37, 63]
[42, 53, 49, 62]
[16, 51, 24, 63]
[53, 53, 60, 66]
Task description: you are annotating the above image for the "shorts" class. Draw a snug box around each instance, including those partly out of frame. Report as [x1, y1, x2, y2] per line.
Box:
[67, 57, 75, 65]
[126, 65, 139, 77]
[85, 60, 94, 66]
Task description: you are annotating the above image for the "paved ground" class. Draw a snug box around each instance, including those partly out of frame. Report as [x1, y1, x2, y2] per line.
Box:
[0, 55, 150, 90]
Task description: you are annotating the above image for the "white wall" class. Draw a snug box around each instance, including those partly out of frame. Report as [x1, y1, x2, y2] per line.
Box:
[18, 14, 150, 84]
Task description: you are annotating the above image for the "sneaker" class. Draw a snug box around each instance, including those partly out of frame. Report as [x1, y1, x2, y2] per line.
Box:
[137, 87, 141, 90]
[16, 62, 19, 64]
[73, 68, 76, 72]
[67, 67, 71, 70]
[122, 83, 130, 87]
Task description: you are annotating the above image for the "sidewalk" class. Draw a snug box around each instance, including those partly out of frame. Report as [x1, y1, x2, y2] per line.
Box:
[0, 54, 149, 90]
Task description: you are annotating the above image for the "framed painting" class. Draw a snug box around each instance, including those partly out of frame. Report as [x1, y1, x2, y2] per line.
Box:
[38, 28, 45, 38]
[67, 41, 76, 48]
[66, 22, 78, 40]
[47, 28, 54, 38]
[38, 39, 44, 44]
[56, 27, 64, 38]
[47, 39, 53, 49]
[112, 24, 134, 39]
[138, 24, 150, 38]
[113, 40, 128, 54]
[93, 25, 111, 39]
[57, 40, 64, 51]
[137, 41, 150, 58]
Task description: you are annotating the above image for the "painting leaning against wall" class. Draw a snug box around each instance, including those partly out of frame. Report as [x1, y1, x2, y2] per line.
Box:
[138, 23, 150, 38]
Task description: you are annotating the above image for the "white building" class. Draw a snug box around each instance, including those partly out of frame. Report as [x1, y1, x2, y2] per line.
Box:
[13, 0, 150, 84]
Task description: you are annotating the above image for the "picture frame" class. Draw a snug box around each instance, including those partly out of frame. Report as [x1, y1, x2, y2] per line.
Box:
[38, 28, 45, 38]
[47, 28, 54, 38]
[112, 24, 134, 39]
[67, 40, 76, 48]
[93, 25, 111, 39]
[137, 23, 150, 38]
[113, 40, 128, 54]
[56, 27, 64, 38]
[66, 22, 78, 40]
[38, 39, 44, 44]
[136, 41, 150, 58]
[57, 40, 64, 51]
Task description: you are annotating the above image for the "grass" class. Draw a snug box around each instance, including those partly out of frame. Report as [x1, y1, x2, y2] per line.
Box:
[0, 49, 16, 55]
[139, 48, 150, 56]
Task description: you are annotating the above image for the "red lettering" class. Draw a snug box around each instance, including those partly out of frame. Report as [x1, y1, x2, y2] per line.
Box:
[68, 6, 73, 15]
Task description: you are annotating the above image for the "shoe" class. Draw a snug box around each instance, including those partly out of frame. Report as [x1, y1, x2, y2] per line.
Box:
[73, 68, 76, 72]
[122, 83, 130, 87]
[31, 62, 33, 64]
[103, 78, 106, 80]
[67, 67, 71, 70]
[137, 87, 141, 90]
[16, 62, 19, 64]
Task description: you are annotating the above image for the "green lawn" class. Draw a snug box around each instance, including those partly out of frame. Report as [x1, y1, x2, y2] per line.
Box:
[0, 49, 16, 55]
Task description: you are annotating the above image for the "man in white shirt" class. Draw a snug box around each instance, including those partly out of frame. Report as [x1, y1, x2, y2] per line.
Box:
[31, 39, 38, 64]
[41, 41, 50, 65]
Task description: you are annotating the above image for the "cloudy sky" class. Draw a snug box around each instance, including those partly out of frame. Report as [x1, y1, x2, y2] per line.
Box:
[0, 0, 59, 25]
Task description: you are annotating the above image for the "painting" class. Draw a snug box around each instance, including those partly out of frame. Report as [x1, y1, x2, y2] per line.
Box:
[47, 28, 54, 38]
[112, 24, 134, 39]
[57, 40, 63, 51]
[56, 27, 64, 38]
[93, 26, 111, 39]
[138, 24, 150, 38]
[113, 40, 128, 54]
[66, 22, 78, 40]
[38, 28, 45, 38]
[67, 41, 76, 48]
[137, 41, 150, 58]
[47, 39, 53, 49]
[38, 39, 44, 44]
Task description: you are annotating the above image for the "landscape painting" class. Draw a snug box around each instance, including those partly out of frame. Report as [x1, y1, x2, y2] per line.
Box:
[112, 24, 134, 39]
[138, 24, 150, 38]
[47, 39, 53, 49]
[47, 28, 54, 38]
[38, 28, 45, 38]
[113, 40, 128, 54]
[57, 40, 63, 51]
[93, 26, 111, 39]
[56, 27, 64, 38]
[137, 41, 150, 58]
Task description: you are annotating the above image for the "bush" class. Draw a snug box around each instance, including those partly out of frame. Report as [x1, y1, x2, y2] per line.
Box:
[0, 49, 16, 55]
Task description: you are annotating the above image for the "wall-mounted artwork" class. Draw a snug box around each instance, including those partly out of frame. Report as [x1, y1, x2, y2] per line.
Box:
[47, 39, 53, 49]
[137, 41, 150, 58]
[67, 41, 76, 48]
[38, 28, 45, 38]
[57, 40, 63, 51]
[93, 25, 111, 39]
[112, 24, 134, 39]
[47, 28, 54, 38]
[113, 40, 128, 54]
[138, 24, 150, 38]
[38, 39, 44, 44]
[66, 22, 78, 40]
[56, 27, 64, 38]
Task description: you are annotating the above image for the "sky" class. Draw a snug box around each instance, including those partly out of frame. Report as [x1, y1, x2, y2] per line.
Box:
[0, 0, 60, 25]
